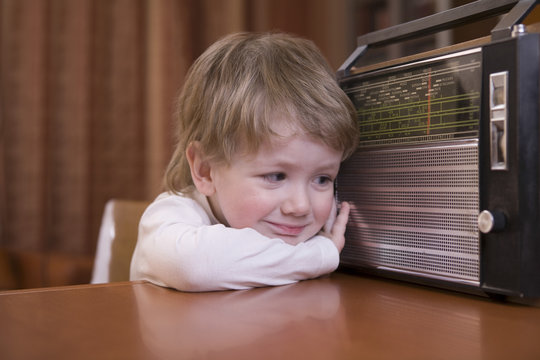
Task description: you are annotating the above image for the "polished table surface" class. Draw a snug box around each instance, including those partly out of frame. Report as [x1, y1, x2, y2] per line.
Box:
[1, 272, 540, 360]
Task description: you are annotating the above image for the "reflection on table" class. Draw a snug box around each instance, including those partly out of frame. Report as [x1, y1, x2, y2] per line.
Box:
[1, 272, 540, 359]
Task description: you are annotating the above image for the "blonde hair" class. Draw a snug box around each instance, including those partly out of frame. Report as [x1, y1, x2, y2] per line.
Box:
[165, 32, 358, 193]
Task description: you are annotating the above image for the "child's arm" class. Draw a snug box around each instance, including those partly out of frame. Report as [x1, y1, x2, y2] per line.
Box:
[130, 194, 343, 292]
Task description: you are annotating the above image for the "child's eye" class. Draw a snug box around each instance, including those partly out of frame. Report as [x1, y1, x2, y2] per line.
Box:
[263, 173, 286, 182]
[314, 176, 333, 186]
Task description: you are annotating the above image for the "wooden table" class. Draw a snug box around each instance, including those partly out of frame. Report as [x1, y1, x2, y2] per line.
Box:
[1, 271, 540, 360]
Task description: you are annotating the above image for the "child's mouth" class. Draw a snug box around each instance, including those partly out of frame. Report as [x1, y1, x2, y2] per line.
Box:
[266, 221, 305, 236]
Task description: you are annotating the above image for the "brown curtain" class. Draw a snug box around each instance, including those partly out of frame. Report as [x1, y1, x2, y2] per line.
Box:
[0, 0, 355, 289]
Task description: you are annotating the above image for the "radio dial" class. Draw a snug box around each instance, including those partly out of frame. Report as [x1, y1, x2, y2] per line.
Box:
[478, 210, 506, 234]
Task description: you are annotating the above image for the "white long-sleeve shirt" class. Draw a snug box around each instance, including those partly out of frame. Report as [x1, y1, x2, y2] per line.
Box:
[129, 189, 339, 291]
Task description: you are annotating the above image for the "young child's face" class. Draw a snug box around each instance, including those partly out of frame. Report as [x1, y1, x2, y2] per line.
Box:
[207, 121, 342, 245]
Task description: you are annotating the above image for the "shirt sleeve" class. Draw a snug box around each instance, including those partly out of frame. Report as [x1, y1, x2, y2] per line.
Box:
[129, 193, 340, 292]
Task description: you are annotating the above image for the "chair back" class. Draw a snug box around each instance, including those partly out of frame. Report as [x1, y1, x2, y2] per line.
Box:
[91, 199, 149, 283]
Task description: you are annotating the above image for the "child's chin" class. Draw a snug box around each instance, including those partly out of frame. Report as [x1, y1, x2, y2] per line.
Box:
[278, 232, 315, 246]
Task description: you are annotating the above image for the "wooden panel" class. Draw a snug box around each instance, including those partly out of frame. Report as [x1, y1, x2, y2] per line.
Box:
[0, 249, 17, 290]
[0, 249, 94, 289]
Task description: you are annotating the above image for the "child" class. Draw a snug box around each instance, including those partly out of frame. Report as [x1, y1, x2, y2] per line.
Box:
[130, 32, 359, 291]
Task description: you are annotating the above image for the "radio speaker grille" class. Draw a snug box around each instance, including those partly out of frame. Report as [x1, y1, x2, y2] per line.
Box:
[338, 142, 480, 283]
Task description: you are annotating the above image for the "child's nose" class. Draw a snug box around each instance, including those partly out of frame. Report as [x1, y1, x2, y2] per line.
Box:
[281, 186, 310, 216]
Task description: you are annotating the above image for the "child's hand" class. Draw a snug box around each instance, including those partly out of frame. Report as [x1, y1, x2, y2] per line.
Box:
[321, 201, 350, 253]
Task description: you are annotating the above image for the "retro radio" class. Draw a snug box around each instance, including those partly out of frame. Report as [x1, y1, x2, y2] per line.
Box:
[337, 0, 540, 300]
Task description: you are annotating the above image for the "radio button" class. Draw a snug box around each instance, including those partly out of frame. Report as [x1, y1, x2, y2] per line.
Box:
[489, 71, 508, 171]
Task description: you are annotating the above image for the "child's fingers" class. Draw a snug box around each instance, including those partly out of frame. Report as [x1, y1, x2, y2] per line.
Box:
[330, 201, 350, 252]
[331, 201, 350, 236]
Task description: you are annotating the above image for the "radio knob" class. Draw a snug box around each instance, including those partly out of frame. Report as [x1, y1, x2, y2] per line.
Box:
[478, 210, 506, 234]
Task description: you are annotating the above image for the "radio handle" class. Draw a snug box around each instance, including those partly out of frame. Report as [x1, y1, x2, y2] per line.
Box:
[492, 0, 537, 39]
[338, 0, 538, 77]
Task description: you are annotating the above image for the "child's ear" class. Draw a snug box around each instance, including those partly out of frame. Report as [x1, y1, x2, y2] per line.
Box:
[186, 141, 216, 196]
